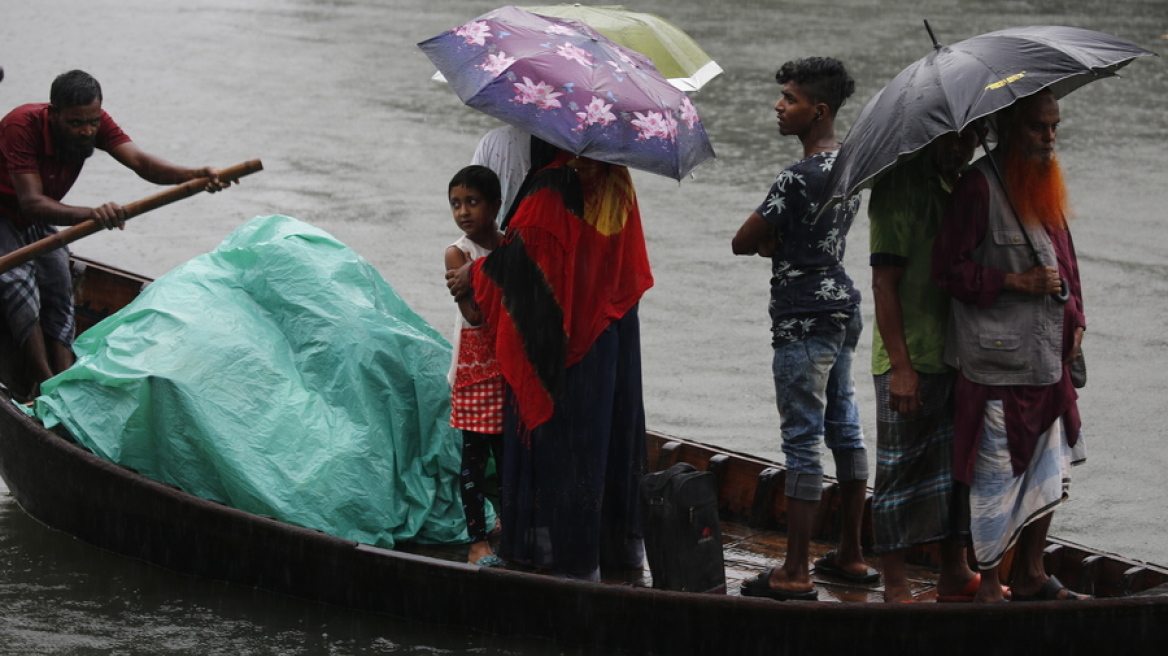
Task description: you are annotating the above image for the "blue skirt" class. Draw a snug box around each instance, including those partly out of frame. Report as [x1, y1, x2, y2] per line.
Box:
[498, 306, 647, 578]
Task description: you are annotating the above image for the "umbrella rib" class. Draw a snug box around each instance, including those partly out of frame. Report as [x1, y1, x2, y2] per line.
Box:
[821, 25, 1155, 209]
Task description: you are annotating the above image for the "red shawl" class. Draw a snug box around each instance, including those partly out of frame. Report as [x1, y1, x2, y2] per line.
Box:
[471, 153, 653, 429]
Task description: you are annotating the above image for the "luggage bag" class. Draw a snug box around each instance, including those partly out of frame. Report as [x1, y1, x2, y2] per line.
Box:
[639, 462, 726, 593]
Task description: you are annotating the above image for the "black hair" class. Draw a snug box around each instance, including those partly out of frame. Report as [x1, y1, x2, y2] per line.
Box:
[529, 135, 559, 172]
[448, 165, 502, 203]
[775, 57, 855, 114]
[496, 136, 560, 232]
[50, 70, 103, 109]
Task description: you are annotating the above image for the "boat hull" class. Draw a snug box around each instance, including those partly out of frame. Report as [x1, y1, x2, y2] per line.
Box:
[5, 397, 1168, 655]
[2, 256, 1167, 654]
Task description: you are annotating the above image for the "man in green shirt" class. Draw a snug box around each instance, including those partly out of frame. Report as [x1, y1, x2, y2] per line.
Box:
[869, 128, 980, 602]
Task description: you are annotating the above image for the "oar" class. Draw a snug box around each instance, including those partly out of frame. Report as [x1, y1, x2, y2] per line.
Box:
[0, 158, 263, 275]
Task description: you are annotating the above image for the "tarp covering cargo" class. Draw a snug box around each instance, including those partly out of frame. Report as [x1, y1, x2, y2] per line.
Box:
[33, 215, 469, 548]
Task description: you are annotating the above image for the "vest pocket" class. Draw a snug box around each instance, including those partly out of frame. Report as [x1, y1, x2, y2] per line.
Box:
[979, 333, 1021, 351]
[965, 332, 1029, 374]
[991, 229, 1030, 247]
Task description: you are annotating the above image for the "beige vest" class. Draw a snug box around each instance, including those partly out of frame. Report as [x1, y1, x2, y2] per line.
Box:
[944, 157, 1064, 386]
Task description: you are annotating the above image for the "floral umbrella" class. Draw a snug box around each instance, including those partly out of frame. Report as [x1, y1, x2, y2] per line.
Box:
[519, 3, 723, 91]
[418, 5, 715, 180]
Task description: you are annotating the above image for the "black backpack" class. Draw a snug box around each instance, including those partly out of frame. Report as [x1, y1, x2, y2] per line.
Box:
[639, 462, 725, 593]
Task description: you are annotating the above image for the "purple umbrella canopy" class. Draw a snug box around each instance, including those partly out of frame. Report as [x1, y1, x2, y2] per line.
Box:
[418, 5, 715, 180]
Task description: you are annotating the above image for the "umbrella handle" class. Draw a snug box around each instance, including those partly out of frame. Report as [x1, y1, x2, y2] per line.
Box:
[0, 159, 263, 276]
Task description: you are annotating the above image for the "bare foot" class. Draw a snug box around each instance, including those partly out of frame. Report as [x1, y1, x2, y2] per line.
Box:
[881, 551, 913, 602]
[973, 576, 1008, 603]
[883, 587, 915, 603]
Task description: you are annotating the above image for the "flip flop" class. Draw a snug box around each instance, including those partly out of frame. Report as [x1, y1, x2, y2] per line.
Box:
[741, 568, 818, 601]
[937, 573, 1013, 602]
[812, 550, 880, 584]
[1012, 575, 1090, 601]
[937, 573, 982, 602]
[469, 555, 505, 568]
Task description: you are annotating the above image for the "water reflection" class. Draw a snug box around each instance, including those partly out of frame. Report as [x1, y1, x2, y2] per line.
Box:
[0, 491, 575, 654]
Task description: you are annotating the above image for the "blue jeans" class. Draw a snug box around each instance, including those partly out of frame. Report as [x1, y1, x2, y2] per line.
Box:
[772, 311, 867, 501]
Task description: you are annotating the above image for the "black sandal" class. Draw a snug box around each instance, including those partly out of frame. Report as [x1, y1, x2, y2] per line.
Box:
[1012, 575, 1090, 601]
[741, 568, 818, 601]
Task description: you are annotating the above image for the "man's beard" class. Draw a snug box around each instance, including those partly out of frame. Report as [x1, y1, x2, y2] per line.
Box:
[1003, 148, 1070, 230]
[54, 135, 95, 165]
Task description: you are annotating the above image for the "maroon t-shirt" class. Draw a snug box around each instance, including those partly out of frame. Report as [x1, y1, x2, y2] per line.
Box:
[0, 103, 132, 229]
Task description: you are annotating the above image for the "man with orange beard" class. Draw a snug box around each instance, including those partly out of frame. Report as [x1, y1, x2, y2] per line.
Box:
[931, 89, 1087, 602]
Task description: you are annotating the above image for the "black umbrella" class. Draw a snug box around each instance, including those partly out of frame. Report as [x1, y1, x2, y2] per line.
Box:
[820, 23, 1157, 208]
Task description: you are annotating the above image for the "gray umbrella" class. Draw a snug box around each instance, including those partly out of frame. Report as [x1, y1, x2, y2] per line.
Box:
[820, 24, 1157, 208]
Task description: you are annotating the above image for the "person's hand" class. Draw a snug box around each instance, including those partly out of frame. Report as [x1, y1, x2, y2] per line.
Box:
[1006, 265, 1061, 296]
[89, 202, 127, 230]
[1065, 326, 1085, 366]
[888, 366, 922, 419]
[197, 167, 234, 193]
[446, 261, 473, 301]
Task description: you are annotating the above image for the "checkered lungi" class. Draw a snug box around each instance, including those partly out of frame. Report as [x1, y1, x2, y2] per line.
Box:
[871, 371, 968, 553]
[0, 220, 74, 346]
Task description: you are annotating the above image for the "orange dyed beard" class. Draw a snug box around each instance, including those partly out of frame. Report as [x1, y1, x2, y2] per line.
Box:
[1003, 148, 1070, 230]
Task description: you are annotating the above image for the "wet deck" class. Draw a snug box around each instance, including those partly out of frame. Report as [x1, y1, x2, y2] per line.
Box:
[399, 519, 948, 603]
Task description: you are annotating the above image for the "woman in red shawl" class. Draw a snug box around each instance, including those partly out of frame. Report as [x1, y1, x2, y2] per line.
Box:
[447, 140, 653, 579]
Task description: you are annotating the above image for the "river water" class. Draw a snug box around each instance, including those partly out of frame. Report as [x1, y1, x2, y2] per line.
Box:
[1, 0, 1165, 652]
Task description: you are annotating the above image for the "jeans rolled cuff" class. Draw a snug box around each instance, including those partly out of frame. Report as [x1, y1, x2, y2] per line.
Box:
[786, 470, 824, 501]
[832, 447, 869, 482]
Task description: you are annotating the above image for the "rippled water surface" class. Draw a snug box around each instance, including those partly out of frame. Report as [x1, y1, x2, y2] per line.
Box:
[2, 0, 1165, 652]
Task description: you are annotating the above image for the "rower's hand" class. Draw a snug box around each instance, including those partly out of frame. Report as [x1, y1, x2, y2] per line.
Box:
[197, 167, 234, 193]
[89, 202, 127, 230]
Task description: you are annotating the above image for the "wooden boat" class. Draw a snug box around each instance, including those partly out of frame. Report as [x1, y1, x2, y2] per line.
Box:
[2, 256, 1167, 655]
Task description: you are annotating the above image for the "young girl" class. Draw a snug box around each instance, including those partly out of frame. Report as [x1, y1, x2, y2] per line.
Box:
[444, 165, 505, 567]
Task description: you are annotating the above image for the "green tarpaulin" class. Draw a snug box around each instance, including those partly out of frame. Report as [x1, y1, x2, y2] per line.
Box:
[34, 215, 472, 548]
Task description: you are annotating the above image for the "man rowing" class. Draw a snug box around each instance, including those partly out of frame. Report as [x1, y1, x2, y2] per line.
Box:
[0, 69, 231, 399]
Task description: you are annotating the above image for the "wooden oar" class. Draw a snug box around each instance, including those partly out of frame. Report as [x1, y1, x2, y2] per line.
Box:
[0, 158, 263, 275]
